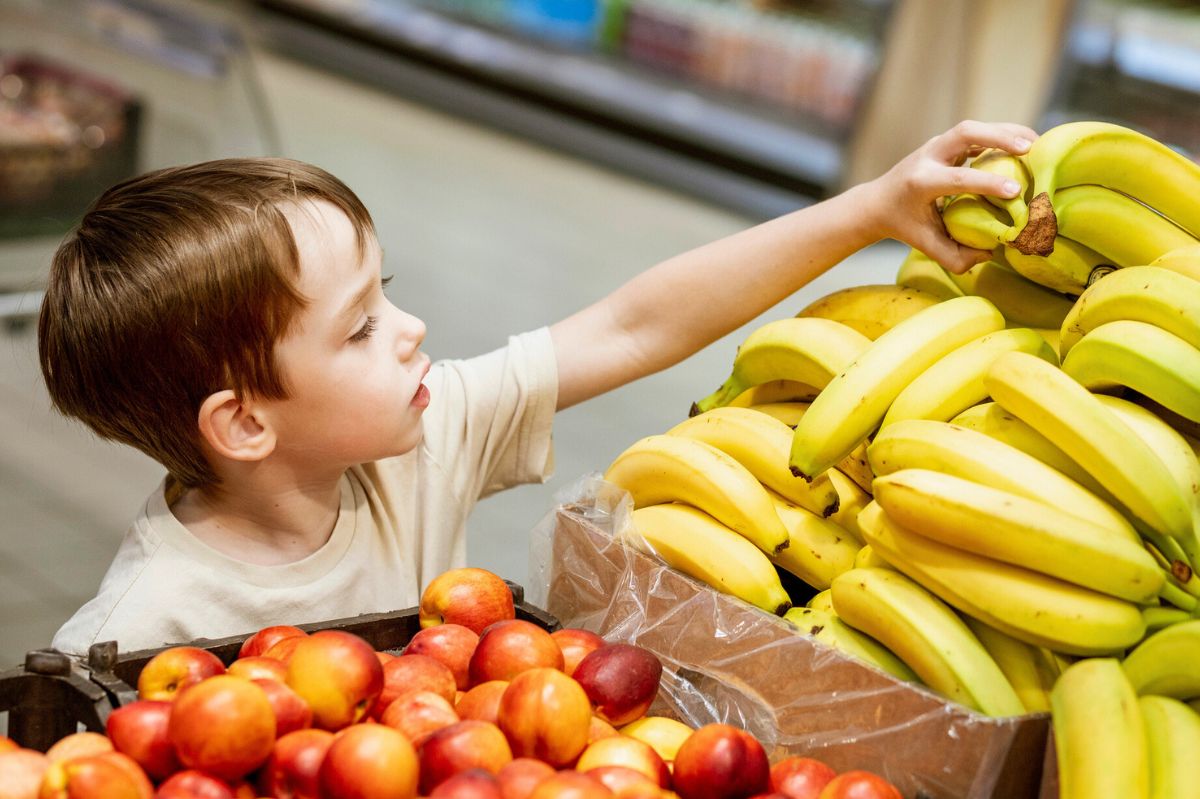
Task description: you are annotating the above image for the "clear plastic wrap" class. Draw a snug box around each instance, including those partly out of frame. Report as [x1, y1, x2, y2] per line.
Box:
[529, 476, 1050, 799]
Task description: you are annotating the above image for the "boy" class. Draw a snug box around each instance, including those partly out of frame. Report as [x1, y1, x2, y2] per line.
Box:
[41, 121, 1035, 655]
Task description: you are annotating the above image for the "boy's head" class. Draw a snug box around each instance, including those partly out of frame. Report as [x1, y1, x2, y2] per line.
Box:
[38, 158, 387, 488]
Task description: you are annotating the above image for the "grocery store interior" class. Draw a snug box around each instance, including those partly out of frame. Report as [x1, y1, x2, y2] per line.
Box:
[1, 0, 1198, 670]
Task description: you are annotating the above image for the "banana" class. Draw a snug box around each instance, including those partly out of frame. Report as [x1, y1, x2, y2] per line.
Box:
[796, 284, 943, 340]
[782, 605, 920, 683]
[744, 401, 809, 427]
[853, 544, 893, 570]
[869, 418, 1138, 540]
[1059, 265, 1200, 355]
[1024, 120, 1200, 239]
[728, 381, 818, 407]
[826, 468, 870, 545]
[872, 469, 1163, 602]
[667, 408, 840, 517]
[767, 492, 860, 590]
[1122, 619, 1200, 700]
[807, 589, 834, 612]
[1063, 320, 1200, 424]
[1139, 695, 1200, 799]
[1043, 185, 1198, 267]
[606, 435, 790, 555]
[963, 617, 1056, 714]
[1003, 235, 1110, 295]
[879, 327, 1057, 429]
[947, 256, 1076, 329]
[626, 504, 792, 615]
[858, 501, 1147, 655]
[972, 149, 1032, 226]
[1051, 658, 1149, 799]
[894, 248, 964, 300]
[693, 318, 871, 414]
[743, 403, 874, 495]
[941, 194, 1013, 250]
[1150, 244, 1200, 282]
[984, 351, 1193, 543]
[789, 296, 1005, 480]
[1032, 327, 1061, 357]
[1143, 605, 1192, 633]
[618, 716, 694, 763]
[830, 567, 1025, 716]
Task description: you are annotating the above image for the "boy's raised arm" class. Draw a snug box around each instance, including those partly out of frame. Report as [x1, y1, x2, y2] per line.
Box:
[550, 121, 1038, 411]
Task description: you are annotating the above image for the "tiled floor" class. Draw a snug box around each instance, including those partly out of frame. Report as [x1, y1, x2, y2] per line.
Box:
[0, 0, 904, 671]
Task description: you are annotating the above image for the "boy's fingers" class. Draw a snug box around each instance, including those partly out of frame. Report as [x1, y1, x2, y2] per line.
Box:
[936, 166, 1025, 200]
[931, 121, 1039, 164]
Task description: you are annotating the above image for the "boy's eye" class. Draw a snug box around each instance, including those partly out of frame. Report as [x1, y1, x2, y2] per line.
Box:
[350, 316, 377, 343]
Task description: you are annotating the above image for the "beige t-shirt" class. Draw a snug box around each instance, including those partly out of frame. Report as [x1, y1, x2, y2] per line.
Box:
[52, 328, 558, 657]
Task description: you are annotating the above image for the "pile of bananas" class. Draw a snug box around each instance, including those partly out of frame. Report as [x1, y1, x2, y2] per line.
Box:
[601, 123, 1200, 774]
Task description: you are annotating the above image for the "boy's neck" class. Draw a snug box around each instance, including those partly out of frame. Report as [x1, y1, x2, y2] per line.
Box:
[169, 473, 343, 566]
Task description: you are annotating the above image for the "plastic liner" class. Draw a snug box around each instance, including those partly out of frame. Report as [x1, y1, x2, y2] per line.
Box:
[530, 476, 1049, 799]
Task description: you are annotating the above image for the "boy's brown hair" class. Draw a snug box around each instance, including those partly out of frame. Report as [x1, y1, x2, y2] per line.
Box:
[38, 158, 374, 488]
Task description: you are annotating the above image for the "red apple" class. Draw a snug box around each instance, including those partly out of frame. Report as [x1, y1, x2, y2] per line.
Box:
[94, 753, 152, 799]
[227, 656, 288, 683]
[258, 728, 334, 799]
[252, 677, 313, 737]
[551, 630, 605, 678]
[527, 771, 612, 799]
[155, 770, 236, 799]
[770, 757, 837, 799]
[469, 621, 564, 685]
[572, 645, 661, 727]
[587, 717, 619, 744]
[373, 655, 458, 717]
[377, 651, 397, 666]
[135, 647, 225, 702]
[671, 724, 768, 799]
[285, 630, 384, 730]
[431, 768, 505, 799]
[574, 738, 669, 788]
[420, 568, 515, 634]
[497, 758, 556, 799]
[44, 733, 111, 764]
[748, 794, 789, 799]
[0, 749, 50, 799]
[106, 700, 181, 781]
[263, 636, 306, 665]
[168, 674, 275, 781]
[36, 755, 144, 799]
[456, 680, 509, 725]
[583, 766, 658, 796]
[381, 690, 460, 746]
[816, 772, 901, 799]
[418, 720, 514, 794]
[239, 626, 306, 659]
[405, 624, 480, 690]
[319, 723, 418, 799]
[497, 668, 592, 768]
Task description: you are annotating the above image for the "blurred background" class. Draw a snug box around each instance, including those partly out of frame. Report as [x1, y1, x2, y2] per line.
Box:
[1, 0, 1198, 668]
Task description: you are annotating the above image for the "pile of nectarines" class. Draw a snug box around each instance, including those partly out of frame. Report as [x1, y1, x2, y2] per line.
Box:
[0, 567, 902, 799]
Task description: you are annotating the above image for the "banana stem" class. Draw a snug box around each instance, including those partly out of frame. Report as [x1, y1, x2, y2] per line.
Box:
[1159, 580, 1199, 612]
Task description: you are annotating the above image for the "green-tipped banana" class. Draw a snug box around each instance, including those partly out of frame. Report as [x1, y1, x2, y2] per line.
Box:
[879, 327, 1057, 429]
[796, 284, 943, 341]
[767, 492, 860, 591]
[783, 605, 919, 683]
[1059, 265, 1200, 355]
[1150, 244, 1200, 282]
[1143, 605, 1193, 633]
[1063, 320, 1200, 424]
[743, 402, 874, 495]
[1123, 620, 1200, 700]
[984, 351, 1193, 542]
[964, 617, 1056, 714]
[869, 418, 1137, 540]
[1140, 695, 1200, 799]
[858, 502, 1146, 655]
[873, 469, 1162, 602]
[1003, 236, 1110, 295]
[667, 408, 839, 517]
[693, 318, 871, 414]
[895, 248, 964, 300]
[941, 194, 1014, 251]
[789, 296, 1004, 480]
[605, 435, 790, 555]
[1051, 658, 1149, 799]
[807, 589, 834, 612]
[627, 504, 791, 615]
[972, 149, 1032, 227]
[947, 256, 1075, 329]
[830, 567, 1024, 716]
[1044, 185, 1198, 267]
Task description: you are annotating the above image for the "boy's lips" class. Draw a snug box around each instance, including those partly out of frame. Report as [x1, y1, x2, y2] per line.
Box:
[412, 360, 431, 408]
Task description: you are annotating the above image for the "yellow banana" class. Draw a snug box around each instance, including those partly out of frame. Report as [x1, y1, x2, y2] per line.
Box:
[879, 327, 1057, 429]
[1122, 619, 1200, 700]
[1063, 320, 1200, 424]
[972, 149, 1032, 226]
[626, 504, 791, 615]
[1032, 327, 1061, 357]
[830, 567, 1025, 717]
[807, 589, 834, 612]
[984, 351, 1193, 542]
[606, 435, 790, 555]
[1150, 244, 1200, 282]
[873, 469, 1163, 603]
[744, 401, 808, 427]
[1051, 658, 1149, 799]
[963, 617, 1056, 714]
[869, 418, 1137, 540]
[782, 605, 919, 684]
[789, 296, 1005, 480]
[826, 468, 870, 545]
[693, 318, 871, 414]
[1059, 265, 1200, 355]
[796, 284, 943, 340]
[894, 248, 964, 300]
[667, 408, 839, 517]
[853, 544, 893, 570]
[947, 256, 1076, 329]
[727, 380, 818, 407]
[618, 716, 694, 763]
[1139, 695, 1200, 799]
[1044, 184, 1198, 267]
[767, 492, 860, 590]
[743, 402, 874, 495]
[858, 502, 1146, 655]
[1003, 236, 1110, 295]
[941, 194, 1013, 250]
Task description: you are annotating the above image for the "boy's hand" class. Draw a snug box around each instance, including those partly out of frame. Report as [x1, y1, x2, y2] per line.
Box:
[867, 120, 1039, 274]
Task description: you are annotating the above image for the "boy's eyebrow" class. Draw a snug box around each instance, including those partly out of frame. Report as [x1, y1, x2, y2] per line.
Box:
[338, 275, 376, 322]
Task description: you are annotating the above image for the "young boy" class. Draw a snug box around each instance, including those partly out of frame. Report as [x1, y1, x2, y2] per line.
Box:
[41, 121, 1036, 656]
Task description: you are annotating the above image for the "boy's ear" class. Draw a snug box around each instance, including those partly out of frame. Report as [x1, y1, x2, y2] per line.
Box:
[197, 390, 277, 462]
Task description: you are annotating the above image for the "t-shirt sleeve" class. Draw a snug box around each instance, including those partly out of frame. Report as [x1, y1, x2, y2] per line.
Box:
[420, 327, 558, 501]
